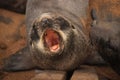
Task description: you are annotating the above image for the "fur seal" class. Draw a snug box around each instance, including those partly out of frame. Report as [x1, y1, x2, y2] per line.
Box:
[3, 0, 93, 71]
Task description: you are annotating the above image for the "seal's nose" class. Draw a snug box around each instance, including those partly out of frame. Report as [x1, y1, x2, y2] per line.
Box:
[41, 18, 53, 28]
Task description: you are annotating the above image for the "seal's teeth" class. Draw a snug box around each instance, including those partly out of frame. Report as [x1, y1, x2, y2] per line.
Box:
[51, 45, 59, 50]
[50, 44, 60, 52]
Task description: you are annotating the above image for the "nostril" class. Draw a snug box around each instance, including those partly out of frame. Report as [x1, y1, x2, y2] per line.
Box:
[43, 18, 49, 23]
[41, 18, 53, 27]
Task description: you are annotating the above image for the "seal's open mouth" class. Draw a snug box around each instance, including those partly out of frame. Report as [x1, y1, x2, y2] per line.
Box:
[44, 29, 61, 53]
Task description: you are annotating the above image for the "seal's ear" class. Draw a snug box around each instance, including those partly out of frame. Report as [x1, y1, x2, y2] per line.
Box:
[91, 9, 97, 21]
[91, 9, 98, 27]
[3, 47, 36, 71]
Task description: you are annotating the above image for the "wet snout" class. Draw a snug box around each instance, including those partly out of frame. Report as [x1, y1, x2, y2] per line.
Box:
[41, 18, 53, 28]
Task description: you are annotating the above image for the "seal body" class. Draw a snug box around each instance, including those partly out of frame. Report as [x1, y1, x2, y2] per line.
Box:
[25, 0, 90, 70]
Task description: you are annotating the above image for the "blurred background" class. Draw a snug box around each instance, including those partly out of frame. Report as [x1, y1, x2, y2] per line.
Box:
[0, 0, 35, 80]
[0, 0, 27, 14]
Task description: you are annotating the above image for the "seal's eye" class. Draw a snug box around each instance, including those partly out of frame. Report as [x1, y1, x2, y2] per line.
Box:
[32, 22, 40, 33]
[40, 18, 53, 28]
[30, 24, 40, 41]
[55, 17, 70, 30]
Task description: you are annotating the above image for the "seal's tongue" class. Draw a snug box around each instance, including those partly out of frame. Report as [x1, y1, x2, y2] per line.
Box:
[44, 29, 60, 52]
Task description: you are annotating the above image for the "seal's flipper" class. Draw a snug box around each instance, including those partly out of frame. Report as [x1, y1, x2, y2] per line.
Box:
[3, 47, 36, 71]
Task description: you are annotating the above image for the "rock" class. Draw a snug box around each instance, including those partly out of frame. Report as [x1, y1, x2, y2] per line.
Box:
[0, 0, 27, 14]
[31, 70, 66, 80]
[71, 66, 99, 80]
[2, 71, 35, 80]
[0, 71, 4, 80]
[0, 9, 26, 58]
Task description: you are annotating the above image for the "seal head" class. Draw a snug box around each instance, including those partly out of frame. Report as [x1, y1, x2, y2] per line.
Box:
[31, 13, 74, 56]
